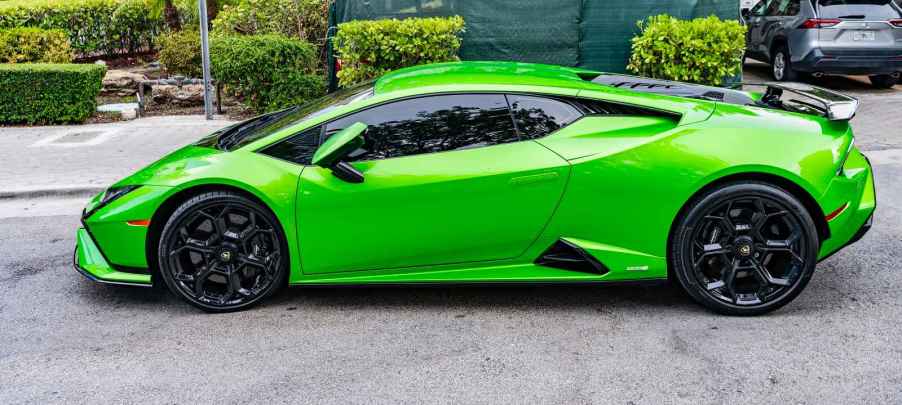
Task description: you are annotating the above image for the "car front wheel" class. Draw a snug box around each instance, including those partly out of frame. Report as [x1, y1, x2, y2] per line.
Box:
[670, 182, 819, 315]
[157, 191, 287, 312]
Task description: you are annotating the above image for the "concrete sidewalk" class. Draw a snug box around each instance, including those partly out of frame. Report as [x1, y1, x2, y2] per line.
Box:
[0, 115, 233, 199]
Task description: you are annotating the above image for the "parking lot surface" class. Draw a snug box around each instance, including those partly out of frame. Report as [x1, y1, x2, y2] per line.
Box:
[1, 69, 901, 404]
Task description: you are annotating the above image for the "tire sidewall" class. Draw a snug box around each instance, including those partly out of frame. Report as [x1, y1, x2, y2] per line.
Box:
[671, 182, 819, 316]
[157, 191, 288, 312]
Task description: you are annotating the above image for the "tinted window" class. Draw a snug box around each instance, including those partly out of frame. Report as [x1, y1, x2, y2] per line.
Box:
[817, 0, 901, 19]
[765, 0, 788, 15]
[324, 94, 518, 161]
[507, 95, 583, 140]
[784, 0, 801, 15]
[259, 126, 321, 165]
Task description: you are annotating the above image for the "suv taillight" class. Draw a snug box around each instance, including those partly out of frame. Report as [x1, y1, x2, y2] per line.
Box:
[799, 18, 841, 28]
[890, 19, 902, 27]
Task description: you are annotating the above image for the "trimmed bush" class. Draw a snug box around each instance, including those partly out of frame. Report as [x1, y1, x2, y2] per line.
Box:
[212, 0, 328, 48]
[333, 16, 465, 87]
[0, 27, 74, 63]
[627, 15, 746, 86]
[0, 0, 162, 57]
[158, 29, 202, 77]
[0, 63, 106, 124]
[210, 35, 323, 112]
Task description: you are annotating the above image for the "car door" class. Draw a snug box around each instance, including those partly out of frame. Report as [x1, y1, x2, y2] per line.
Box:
[747, 0, 772, 56]
[761, 0, 792, 59]
[296, 93, 572, 274]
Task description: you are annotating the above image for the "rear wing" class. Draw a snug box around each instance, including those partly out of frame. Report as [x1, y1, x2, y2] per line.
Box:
[743, 82, 859, 121]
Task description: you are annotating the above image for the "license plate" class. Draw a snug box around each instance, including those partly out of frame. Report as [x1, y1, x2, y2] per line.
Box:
[852, 31, 876, 41]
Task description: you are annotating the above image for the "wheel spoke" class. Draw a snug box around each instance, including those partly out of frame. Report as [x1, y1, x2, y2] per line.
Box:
[722, 259, 740, 303]
[193, 265, 214, 296]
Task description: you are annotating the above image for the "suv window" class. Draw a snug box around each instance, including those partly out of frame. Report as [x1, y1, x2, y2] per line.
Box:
[816, 0, 902, 19]
[507, 95, 583, 140]
[324, 94, 518, 161]
[784, 0, 801, 15]
[752, 0, 771, 15]
[765, 0, 788, 15]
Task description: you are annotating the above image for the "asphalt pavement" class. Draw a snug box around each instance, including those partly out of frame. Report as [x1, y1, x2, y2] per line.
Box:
[1, 70, 902, 404]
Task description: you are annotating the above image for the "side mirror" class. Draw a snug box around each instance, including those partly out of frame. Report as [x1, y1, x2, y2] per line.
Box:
[311, 122, 367, 183]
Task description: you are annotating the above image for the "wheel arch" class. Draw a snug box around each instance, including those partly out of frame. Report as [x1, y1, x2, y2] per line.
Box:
[769, 36, 789, 61]
[666, 171, 830, 277]
[144, 182, 290, 280]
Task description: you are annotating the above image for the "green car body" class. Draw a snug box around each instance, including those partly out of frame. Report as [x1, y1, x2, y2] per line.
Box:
[74, 61, 875, 311]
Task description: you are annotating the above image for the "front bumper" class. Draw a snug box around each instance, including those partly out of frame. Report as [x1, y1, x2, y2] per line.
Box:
[73, 227, 152, 287]
[795, 48, 902, 75]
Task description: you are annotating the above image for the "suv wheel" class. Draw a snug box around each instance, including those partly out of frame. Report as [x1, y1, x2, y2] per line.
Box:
[771, 46, 797, 82]
[869, 74, 898, 89]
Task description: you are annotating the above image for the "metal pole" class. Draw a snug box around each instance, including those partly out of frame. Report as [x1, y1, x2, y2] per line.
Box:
[198, 0, 213, 120]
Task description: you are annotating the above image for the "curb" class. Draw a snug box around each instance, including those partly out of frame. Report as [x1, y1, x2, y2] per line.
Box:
[0, 185, 104, 200]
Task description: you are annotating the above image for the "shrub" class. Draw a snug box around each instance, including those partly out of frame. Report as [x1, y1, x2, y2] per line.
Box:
[210, 34, 323, 112]
[212, 0, 328, 48]
[158, 29, 202, 77]
[0, 63, 106, 124]
[333, 16, 465, 87]
[627, 15, 746, 86]
[0, 27, 74, 63]
[0, 0, 162, 57]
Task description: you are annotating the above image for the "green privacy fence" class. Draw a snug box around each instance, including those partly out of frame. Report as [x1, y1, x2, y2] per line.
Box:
[327, 0, 739, 90]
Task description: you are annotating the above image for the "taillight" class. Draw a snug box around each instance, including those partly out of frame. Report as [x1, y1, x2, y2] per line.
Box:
[799, 18, 841, 28]
[890, 19, 902, 27]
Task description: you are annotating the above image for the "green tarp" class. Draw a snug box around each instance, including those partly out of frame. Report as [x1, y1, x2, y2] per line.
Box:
[328, 0, 739, 88]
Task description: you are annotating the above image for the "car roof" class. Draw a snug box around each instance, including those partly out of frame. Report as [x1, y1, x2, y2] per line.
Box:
[373, 61, 604, 94]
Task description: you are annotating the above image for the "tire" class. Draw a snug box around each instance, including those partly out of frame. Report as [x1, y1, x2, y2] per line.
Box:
[771, 45, 798, 82]
[670, 182, 819, 316]
[157, 191, 287, 312]
[869, 74, 897, 89]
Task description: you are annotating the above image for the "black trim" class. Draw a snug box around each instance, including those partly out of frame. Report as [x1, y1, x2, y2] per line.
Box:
[72, 246, 153, 288]
[289, 278, 668, 288]
[535, 239, 609, 275]
[818, 213, 872, 263]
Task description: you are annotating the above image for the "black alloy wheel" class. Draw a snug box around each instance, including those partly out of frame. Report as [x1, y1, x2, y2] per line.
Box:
[671, 182, 819, 315]
[158, 191, 287, 312]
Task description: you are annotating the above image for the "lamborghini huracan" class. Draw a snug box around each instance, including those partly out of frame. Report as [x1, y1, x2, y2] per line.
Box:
[74, 61, 875, 314]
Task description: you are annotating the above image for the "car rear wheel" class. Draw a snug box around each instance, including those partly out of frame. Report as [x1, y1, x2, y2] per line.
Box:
[771, 46, 798, 82]
[869, 74, 897, 89]
[157, 191, 287, 312]
[670, 182, 819, 316]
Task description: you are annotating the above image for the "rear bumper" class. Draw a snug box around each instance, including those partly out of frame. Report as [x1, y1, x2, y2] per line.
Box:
[73, 227, 152, 287]
[817, 149, 876, 260]
[795, 48, 902, 75]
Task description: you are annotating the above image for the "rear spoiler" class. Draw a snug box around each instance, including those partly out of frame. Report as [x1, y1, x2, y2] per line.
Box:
[743, 82, 859, 121]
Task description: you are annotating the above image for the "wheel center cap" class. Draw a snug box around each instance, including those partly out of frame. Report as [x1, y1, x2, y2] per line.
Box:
[219, 250, 233, 263]
[734, 236, 755, 258]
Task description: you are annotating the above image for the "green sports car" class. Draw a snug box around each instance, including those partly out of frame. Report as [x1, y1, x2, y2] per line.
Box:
[74, 61, 875, 315]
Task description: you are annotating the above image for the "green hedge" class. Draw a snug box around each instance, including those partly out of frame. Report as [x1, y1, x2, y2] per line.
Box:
[0, 0, 162, 57]
[211, 34, 323, 112]
[627, 15, 746, 86]
[213, 0, 327, 48]
[333, 16, 465, 87]
[159, 33, 325, 112]
[0, 63, 106, 124]
[0, 27, 73, 63]
[158, 29, 202, 78]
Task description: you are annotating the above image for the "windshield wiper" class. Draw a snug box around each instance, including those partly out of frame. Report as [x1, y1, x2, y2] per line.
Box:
[216, 106, 300, 150]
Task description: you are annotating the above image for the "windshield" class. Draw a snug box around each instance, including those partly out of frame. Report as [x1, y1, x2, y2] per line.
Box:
[816, 0, 902, 19]
[196, 81, 375, 151]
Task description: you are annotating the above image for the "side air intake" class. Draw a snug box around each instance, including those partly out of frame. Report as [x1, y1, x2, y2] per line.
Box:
[535, 239, 609, 275]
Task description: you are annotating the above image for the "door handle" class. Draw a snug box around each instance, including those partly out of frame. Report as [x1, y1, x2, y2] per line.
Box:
[509, 172, 560, 186]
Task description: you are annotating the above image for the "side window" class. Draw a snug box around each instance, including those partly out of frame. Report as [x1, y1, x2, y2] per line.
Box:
[324, 94, 518, 161]
[259, 125, 321, 165]
[507, 95, 583, 140]
[764, 0, 783, 15]
[785, 0, 801, 15]
[752, 0, 770, 15]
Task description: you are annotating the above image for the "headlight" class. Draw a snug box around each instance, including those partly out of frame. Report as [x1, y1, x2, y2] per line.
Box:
[83, 185, 140, 219]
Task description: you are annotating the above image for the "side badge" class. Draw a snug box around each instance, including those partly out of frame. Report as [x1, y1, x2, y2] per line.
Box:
[626, 265, 649, 271]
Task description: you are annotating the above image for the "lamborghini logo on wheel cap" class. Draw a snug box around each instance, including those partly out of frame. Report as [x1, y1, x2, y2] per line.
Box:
[738, 245, 752, 257]
[220, 251, 232, 262]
